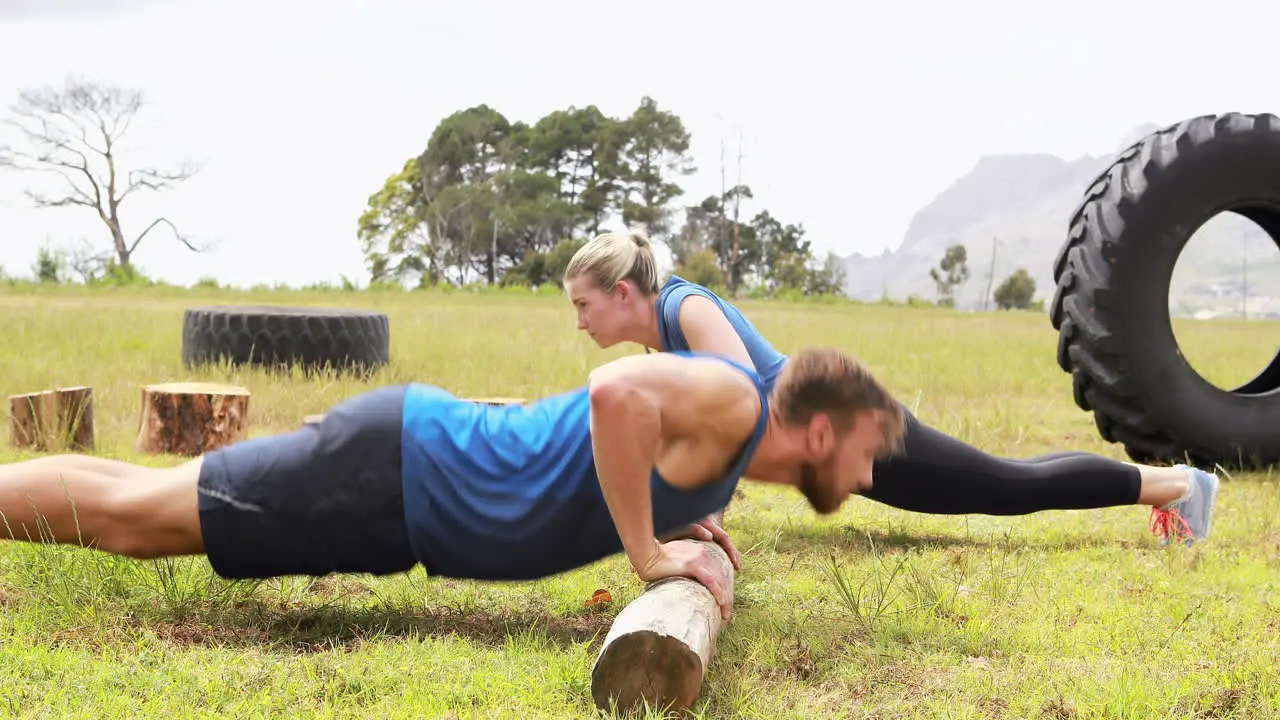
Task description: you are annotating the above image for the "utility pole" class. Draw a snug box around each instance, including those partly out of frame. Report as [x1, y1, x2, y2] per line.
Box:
[983, 236, 998, 311]
[491, 216, 498, 285]
[731, 129, 744, 295]
[718, 126, 727, 275]
[490, 180, 501, 286]
[1242, 232, 1248, 320]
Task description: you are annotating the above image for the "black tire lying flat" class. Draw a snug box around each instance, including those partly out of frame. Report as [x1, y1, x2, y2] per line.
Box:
[182, 305, 391, 375]
[1049, 112, 1280, 471]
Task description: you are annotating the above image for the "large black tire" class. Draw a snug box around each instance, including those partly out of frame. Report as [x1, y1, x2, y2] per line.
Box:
[182, 305, 391, 375]
[1049, 112, 1280, 471]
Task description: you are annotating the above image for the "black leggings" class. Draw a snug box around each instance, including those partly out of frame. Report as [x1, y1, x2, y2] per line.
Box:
[860, 408, 1143, 515]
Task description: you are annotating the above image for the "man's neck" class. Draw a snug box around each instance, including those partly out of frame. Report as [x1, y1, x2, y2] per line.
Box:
[741, 415, 799, 489]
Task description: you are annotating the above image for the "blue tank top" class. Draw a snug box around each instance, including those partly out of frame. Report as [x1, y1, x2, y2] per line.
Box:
[398, 353, 770, 581]
[655, 275, 790, 391]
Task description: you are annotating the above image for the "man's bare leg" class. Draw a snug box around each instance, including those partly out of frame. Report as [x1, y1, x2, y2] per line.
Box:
[10, 454, 142, 479]
[0, 454, 204, 559]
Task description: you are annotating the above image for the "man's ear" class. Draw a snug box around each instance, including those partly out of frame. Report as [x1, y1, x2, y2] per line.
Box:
[806, 413, 835, 459]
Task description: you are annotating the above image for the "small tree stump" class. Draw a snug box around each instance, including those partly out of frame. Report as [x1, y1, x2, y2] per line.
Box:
[8, 386, 95, 452]
[590, 539, 735, 716]
[135, 382, 251, 456]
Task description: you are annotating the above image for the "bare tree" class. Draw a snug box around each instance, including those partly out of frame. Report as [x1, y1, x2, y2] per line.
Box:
[63, 236, 114, 283]
[0, 76, 205, 271]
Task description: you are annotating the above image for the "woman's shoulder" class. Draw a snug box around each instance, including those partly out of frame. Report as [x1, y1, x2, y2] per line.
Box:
[658, 274, 723, 308]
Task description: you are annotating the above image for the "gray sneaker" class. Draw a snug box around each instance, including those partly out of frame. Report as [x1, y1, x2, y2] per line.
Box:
[1149, 464, 1220, 547]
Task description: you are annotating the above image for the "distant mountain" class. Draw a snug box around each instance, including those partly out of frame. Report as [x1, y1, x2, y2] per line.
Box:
[842, 124, 1280, 318]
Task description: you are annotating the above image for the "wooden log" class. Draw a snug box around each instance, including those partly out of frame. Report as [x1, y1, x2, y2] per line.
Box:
[7, 386, 95, 452]
[135, 382, 251, 456]
[590, 539, 735, 716]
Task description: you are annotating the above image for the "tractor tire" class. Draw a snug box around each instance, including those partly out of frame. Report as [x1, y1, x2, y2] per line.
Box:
[181, 305, 391, 375]
[1049, 111, 1280, 471]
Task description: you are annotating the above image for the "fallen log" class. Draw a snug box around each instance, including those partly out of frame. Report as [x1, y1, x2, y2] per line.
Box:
[8, 386, 96, 452]
[135, 382, 251, 456]
[590, 538, 735, 716]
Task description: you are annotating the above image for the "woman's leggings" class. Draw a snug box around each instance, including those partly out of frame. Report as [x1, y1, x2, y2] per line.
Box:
[860, 407, 1143, 515]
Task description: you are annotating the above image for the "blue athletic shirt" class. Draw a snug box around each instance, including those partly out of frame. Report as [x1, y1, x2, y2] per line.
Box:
[655, 274, 790, 391]
[398, 352, 770, 581]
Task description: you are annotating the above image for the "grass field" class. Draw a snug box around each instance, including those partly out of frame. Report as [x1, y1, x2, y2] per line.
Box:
[0, 284, 1278, 719]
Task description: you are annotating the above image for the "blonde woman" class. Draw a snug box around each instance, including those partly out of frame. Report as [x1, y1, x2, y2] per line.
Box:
[561, 231, 1219, 547]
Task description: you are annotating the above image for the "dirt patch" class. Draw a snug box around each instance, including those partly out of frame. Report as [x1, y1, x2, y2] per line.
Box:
[306, 576, 374, 599]
[760, 638, 819, 682]
[1191, 686, 1247, 719]
[1250, 528, 1280, 559]
[36, 599, 618, 655]
[1041, 695, 1079, 719]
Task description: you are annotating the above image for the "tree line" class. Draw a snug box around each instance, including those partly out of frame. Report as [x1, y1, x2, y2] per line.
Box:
[356, 97, 845, 297]
[2, 76, 1043, 310]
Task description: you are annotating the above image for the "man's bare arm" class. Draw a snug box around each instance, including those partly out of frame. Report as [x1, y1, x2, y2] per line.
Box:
[587, 352, 756, 577]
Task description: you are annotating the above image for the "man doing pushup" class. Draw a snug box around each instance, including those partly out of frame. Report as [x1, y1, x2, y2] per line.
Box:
[0, 347, 905, 618]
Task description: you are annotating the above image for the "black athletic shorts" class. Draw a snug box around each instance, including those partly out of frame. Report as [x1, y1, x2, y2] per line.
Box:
[195, 384, 419, 579]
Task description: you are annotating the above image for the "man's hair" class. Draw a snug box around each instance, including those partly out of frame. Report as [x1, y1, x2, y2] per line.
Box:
[772, 346, 907, 456]
[562, 230, 662, 296]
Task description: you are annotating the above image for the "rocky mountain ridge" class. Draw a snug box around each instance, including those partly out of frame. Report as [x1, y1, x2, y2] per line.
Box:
[841, 123, 1280, 318]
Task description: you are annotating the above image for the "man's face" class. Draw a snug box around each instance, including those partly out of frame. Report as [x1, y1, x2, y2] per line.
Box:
[798, 409, 887, 514]
[565, 275, 629, 348]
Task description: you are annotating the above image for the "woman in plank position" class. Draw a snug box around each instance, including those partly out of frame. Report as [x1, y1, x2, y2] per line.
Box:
[0, 348, 905, 619]
[561, 231, 1218, 548]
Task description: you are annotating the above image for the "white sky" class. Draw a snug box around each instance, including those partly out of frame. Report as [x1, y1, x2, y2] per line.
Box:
[0, 0, 1274, 288]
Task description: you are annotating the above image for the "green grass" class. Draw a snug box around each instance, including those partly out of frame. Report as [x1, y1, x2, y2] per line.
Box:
[0, 284, 1278, 719]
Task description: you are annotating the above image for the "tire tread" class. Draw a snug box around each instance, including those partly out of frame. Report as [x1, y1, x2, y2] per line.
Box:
[1049, 112, 1280, 469]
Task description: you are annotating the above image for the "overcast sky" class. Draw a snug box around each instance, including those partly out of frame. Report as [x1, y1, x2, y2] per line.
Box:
[0, 0, 1273, 288]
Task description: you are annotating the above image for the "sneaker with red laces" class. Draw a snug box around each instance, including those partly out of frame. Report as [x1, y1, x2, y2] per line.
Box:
[1149, 464, 1219, 547]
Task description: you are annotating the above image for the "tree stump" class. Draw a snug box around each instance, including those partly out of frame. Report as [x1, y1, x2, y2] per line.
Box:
[8, 386, 95, 452]
[135, 382, 251, 456]
[590, 539, 735, 716]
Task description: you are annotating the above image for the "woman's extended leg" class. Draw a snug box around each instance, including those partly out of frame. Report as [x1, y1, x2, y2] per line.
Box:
[0, 454, 202, 558]
[860, 410, 1218, 543]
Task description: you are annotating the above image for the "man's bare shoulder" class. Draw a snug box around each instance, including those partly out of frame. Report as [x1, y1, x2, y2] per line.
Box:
[587, 352, 761, 420]
[657, 355, 762, 439]
[683, 355, 762, 397]
[588, 351, 743, 386]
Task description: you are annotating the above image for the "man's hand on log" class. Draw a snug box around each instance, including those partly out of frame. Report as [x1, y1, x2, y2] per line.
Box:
[639, 539, 734, 620]
[657, 514, 742, 571]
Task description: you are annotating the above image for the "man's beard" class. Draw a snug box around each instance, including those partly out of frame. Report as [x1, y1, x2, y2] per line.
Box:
[799, 462, 843, 515]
